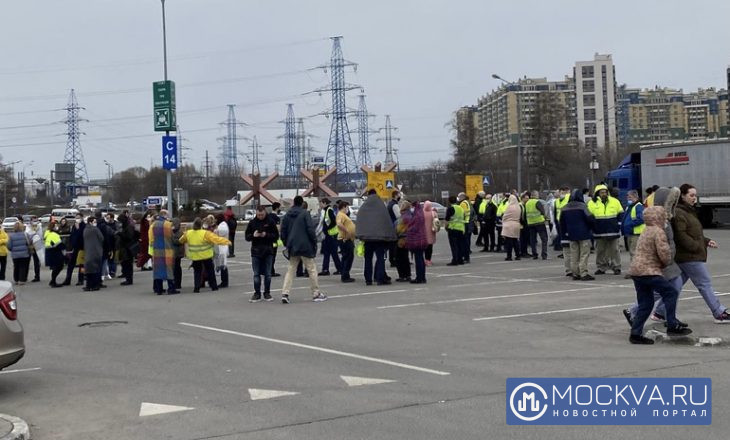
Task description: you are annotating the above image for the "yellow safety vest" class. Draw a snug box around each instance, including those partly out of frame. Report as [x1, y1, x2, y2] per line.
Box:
[630, 203, 645, 235]
[325, 207, 338, 236]
[447, 205, 465, 233]
[460, 200, 471, 224]
[185, 229, 214, 261]
[555, 195, 569, 221]
[478, 200, 487, 215]
[525, 199, 545, 225]
[44, 230, 61, 248]
[496, 200, 508, 217]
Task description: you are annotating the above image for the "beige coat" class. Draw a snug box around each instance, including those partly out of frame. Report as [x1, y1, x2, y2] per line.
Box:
[501, 195, 522, 239]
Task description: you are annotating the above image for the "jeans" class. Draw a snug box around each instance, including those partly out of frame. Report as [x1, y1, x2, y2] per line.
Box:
[447, 229, 465, 264]
[519, 227, 529, 256]
[339, 240, 354, 280]
[631, 275, 679, 335]
[64, 249, 83, 285]
[528, 224, 548, 258]
[425, 244, 433, 261]
[192, 259, 217, 291]
[412, 249, 426, 282]
[504, 237, 519, 259]
[364, 241, 387, 283]
[671, 261, 725, 318]
[0, 256, 6, 280]
[629, 276, 682, 319]
[31, 252, 40, 280]
[282, 256, 320, 296]
[252, 254, 273, 294]
[321, 235, 342, 273]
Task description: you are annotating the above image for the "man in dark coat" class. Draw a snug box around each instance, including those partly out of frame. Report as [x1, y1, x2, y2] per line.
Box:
[245, 205, 279, 302]
[82, 216, 105, 291]
[279, 196, 325, 304]
[560, 189, 595, 281]
[117, 213, 136, 286]
[62, 214, 85, 286]
[224, 206, 238, 258]
[356, 189, 397, 285]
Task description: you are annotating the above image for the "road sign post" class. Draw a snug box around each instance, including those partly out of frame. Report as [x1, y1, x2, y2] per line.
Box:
[162, 136, 178, 170]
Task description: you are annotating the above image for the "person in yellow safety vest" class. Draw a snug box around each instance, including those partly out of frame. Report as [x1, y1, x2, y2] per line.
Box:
[317, 198, 342, 276]
[525, 190, 550, 260]
[495, 194, 509, 252]
[587, 183, 624, 275]
[445, 195, 466, 266]
[622, 189, 645, 266]
[179, 217, 231, 293]
[44, 221, 66, 287]
[554, 185, 573, 275]
[458, 192, 473, 263]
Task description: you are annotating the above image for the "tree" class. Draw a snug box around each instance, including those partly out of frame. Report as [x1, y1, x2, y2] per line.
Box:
[446, 108, 487, 186]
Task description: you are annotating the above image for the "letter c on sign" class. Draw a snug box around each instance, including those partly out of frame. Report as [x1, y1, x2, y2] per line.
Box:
[166, 141, 175, 151]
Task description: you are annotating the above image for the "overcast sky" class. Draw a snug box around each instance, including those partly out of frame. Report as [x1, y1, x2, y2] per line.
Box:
[1, 0, 728, 181]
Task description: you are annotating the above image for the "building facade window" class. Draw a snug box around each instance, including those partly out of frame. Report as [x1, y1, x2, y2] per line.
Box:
[582, 80, 595, 93]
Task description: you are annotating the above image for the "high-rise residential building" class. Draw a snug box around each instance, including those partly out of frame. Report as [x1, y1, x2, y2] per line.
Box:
[626, 87, 728, 146]
[455, 105, 479, 150]
[476, 76, 576, 153]
[574, 54, 618, 154]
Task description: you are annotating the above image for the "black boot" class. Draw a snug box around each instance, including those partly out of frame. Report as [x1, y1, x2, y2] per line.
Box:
[219, 268, 229, 288]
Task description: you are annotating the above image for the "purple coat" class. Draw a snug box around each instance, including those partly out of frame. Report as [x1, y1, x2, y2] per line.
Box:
[405, 203, 428, 250]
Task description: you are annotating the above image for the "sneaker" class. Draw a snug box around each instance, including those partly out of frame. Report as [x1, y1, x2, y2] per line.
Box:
[714, 311, 730, 324]
[594, 270, 606, 275]
[650, 312, 666, 322]
[565, 272, 574, 277]
[557, 254, 564, 259]
[341, 278, 355, 283]
[623, 274, 632, 279]
[613, 269, 622, 275]
[317, 271, 330, 276]
[333, 271, 341, 276]
[312, 293, 328, 302]
[263, 292, 273, 302]
[572, 275, 581, 281]
[629, 335, 654, 345]
[271, 273, 281, 277]
[666, 326, 693, 336]
[622, 309, 634, 327]
[281, 294, 290, 304]
[167, 289, 180, 295]
[376, 280, 392, 286]
[249, 293, 262, 303]
[580, 275, 596, 281]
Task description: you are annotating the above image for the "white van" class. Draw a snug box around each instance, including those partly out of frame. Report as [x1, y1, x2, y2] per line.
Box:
[51, 208, 80, 223]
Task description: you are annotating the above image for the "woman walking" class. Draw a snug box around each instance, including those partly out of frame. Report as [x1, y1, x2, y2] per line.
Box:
[7, 222, 31, 285]
[405, 201, 428, 284]
[671, 183, 729, 322]
[501, 195, 522, 261]
[179, 218, 231, 293]
[423, 201, 440, 267]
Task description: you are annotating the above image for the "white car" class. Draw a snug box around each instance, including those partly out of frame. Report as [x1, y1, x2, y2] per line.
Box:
[2, 217, 18, 232]
[243, 210, 255, 221]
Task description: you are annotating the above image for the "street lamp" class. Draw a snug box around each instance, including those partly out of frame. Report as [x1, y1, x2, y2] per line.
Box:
[103, 160, 113, 183]
[160, 0, 173, 215]
[492, 73, 523, 193]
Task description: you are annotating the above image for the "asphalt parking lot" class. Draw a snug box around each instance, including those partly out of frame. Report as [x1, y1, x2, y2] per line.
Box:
[2, 228, 730, 439]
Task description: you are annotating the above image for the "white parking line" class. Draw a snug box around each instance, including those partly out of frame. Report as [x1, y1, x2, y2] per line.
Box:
[378, 287, 603, 309]
[0, 367, 41, 375]
[473, 292, 730, 321]
[179, 322, 450, 376]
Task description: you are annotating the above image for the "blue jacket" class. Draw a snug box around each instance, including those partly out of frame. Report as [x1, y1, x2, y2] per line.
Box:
[560, 190, 594, 243]
[621, 202, 644, 236]
[7, 232, 30, 259]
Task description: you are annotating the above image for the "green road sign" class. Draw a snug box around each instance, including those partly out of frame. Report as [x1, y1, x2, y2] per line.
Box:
[153, 80, 176, 131]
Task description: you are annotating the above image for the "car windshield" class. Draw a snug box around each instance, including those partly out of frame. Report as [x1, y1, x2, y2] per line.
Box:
[3, 218, 17, 223]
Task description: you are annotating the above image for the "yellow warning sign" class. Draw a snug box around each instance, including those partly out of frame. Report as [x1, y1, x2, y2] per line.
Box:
[465, 175, 484, 201]
[366, 172, 396, 199]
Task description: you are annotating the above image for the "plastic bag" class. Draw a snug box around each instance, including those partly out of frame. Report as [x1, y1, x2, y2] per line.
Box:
[355, 240, 365, 258]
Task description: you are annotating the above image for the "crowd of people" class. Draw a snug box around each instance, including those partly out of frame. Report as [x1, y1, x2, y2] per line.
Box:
[0, 181, 724, 344]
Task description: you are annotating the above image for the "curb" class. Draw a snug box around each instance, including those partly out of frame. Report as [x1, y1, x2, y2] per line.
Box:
[0, 414, 30, 440]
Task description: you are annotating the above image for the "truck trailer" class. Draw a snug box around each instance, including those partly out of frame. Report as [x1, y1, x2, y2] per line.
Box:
[606, 139, 730, 226]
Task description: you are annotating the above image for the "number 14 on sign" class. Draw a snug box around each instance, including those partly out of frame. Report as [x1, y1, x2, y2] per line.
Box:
[162, 136, 178, 171]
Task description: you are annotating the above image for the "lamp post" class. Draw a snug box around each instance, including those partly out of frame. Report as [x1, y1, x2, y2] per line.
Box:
[492, 73, 523, 193]
[103, 160, 113, 184]
[161, 0, 173, 215]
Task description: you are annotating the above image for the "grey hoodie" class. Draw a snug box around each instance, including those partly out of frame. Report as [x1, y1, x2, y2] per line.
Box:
[653, 187, 682, 280]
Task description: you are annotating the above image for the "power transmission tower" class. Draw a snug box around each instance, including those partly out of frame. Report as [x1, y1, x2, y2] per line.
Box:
[282, 104, 298, 176]
[248, 136, 262, 174]
[218, 104, 245, 176]
[352, 94, 376, 166]
[313, 36, 361, 190]
[378, 115, 400, 166]
[63, 89, 89, 183]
